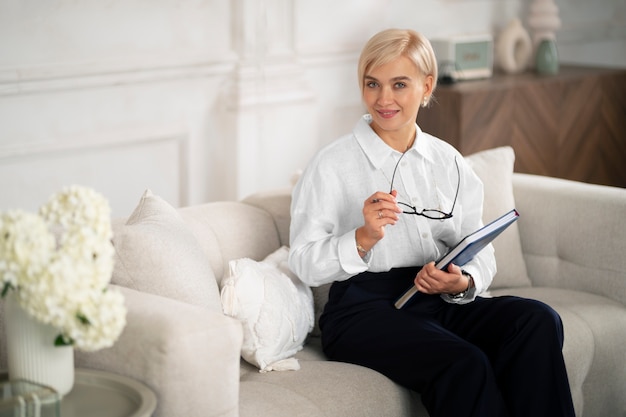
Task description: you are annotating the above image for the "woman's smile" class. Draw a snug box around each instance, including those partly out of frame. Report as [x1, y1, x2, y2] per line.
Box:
[377, 109, 400, 119]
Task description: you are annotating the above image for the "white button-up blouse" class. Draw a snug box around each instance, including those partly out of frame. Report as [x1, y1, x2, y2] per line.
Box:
[288, 115, 496, 302]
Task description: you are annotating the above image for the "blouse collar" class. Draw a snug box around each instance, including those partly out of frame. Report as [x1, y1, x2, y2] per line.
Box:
[353, 114, 435, 169]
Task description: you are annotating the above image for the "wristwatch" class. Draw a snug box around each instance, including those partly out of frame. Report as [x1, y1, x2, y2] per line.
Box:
[449, 270, 474, 300]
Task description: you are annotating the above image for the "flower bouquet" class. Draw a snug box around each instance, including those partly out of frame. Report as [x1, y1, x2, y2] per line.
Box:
[1, 185, 126, 351]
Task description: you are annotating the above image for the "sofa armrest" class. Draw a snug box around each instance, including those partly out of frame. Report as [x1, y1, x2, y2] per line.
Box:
[512, 173, 626, 305]
[76, 285, 243, 417]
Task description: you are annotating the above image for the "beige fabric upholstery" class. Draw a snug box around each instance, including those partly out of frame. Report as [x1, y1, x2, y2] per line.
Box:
[179, 202, 282, 285]
[111, 190, 222, 311]
[241, 188, 292, 248]
[1, 170, 624, 417]
[240, 360, 420, 417]
[513, 173, 626, 303]
[75, 285, 243, 417]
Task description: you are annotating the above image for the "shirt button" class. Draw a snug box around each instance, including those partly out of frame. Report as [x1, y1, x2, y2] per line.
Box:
[422, 233, 429, 239]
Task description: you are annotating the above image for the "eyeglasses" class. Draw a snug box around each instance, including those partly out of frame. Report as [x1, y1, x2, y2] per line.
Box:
[389, 154, 460, 220]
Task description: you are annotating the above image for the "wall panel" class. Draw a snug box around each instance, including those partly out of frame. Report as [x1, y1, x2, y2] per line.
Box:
[0, 0, 624, 214]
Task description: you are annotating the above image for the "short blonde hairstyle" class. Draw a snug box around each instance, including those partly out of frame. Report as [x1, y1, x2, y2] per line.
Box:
[358, 29, 438, 105]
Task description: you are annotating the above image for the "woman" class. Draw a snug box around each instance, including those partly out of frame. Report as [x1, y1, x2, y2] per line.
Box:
[288, 28, 575, 417]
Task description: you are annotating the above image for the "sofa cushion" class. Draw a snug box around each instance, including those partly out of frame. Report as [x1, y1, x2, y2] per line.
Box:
[111, 189, 221, 312]
[222, 247, 314, 372]
[491, 286, 626, 417]
[465, 146, 532, 289]
[239, 360, 424, 417]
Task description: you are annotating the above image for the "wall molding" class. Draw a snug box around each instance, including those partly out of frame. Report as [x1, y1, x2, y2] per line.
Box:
[0, 124, 190, 206]
[228, 61, 315, 109]
[0, 124, 186, 158]
[0, 55, 237, 97]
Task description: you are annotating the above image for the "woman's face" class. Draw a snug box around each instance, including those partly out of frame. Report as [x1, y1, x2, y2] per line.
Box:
[362, 55, 433, 144]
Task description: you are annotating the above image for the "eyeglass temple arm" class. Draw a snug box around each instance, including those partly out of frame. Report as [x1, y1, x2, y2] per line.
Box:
[449, 156, 460, 212]
[389, 151, 408, 194]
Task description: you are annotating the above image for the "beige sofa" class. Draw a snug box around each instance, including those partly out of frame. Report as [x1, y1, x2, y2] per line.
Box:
[1, 147, 625, 417]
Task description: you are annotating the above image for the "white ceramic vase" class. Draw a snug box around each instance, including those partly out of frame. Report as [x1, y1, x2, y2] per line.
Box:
[495, 18, 532, 74]
[4, 295, 75, 397]
[527, 0, 562, 45]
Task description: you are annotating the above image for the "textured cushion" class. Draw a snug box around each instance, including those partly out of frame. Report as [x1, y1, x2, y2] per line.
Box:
[240, 360, 422, 417]
[111, 189, 222, 312]
[465, 147, 532, 288]
[221, 246, 314, 372]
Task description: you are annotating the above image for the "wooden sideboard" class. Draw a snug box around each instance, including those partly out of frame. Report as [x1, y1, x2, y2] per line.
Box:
[417, 65, 626, 188]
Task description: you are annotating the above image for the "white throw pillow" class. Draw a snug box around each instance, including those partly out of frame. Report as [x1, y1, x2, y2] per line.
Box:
[221, 246, 314, 372]
[111, 189, 222, 312]
[465, 147, 532, 288]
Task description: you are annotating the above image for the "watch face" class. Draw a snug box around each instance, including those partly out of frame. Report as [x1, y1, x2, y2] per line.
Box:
[456, 41, 490, 71]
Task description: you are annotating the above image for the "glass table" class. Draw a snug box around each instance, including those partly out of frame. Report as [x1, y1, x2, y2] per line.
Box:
[1, 368, 157, 417]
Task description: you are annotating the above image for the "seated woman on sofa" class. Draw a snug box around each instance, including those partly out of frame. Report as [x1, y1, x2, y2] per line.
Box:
[288, 28, 575, 417]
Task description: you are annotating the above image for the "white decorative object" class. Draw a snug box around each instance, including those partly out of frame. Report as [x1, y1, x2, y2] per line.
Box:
[527, 0, 562, 45]
[0, 185, 127, 395]
[5, 295, 75, 397]
[221, 246, 314, 372]
[0, 186, 126, 352]
[495, 19, 533, 74]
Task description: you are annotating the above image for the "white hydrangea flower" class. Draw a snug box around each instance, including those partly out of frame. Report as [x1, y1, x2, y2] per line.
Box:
[39, 185, 113, 249]
[1, 185, 126, 352]
[0, 211, 55, 296]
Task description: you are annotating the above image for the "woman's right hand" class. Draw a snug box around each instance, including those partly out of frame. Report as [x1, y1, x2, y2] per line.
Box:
[355, 190, 401, 254]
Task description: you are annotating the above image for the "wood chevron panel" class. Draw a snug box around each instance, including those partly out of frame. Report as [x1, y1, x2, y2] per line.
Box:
[418, 66, 626, 188]
[512, 80, 561, 177]
[598, 72, 626, 187]
[557, 74, 604, 184]
[459, 89, 514, 153]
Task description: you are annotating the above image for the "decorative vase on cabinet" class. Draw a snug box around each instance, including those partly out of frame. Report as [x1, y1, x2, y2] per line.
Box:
[535, 38, 559, 75]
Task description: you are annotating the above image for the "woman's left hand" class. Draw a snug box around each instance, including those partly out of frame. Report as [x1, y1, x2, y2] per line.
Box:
[414, 262, 468, 295]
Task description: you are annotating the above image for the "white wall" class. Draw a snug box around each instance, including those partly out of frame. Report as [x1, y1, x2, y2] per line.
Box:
[1, 0, 624, 217]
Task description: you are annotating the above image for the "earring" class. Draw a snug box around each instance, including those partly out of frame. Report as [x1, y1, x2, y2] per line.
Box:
[422, 97, 429, 107]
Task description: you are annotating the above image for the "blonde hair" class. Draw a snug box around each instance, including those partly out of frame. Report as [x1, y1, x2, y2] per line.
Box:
[357, 29, 438, 106]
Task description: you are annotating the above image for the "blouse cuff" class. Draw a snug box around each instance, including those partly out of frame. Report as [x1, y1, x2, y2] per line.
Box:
[337, 230, 370, 276]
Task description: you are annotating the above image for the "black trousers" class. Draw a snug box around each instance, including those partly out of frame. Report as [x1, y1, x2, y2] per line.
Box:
[319, 267, 575, 417]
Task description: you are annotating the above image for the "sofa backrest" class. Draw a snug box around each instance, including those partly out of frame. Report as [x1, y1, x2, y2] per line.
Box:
[512, 173, 626, 304]
[105, 191, 284, 314]
[241, 188, 292, 248]
[179, 201, 283, 285]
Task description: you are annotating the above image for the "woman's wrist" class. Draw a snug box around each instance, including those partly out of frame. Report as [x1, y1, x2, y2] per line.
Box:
[355, 227, 375, 257]
[356, 242, 368, 256]
[449, 270, 474, 300]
